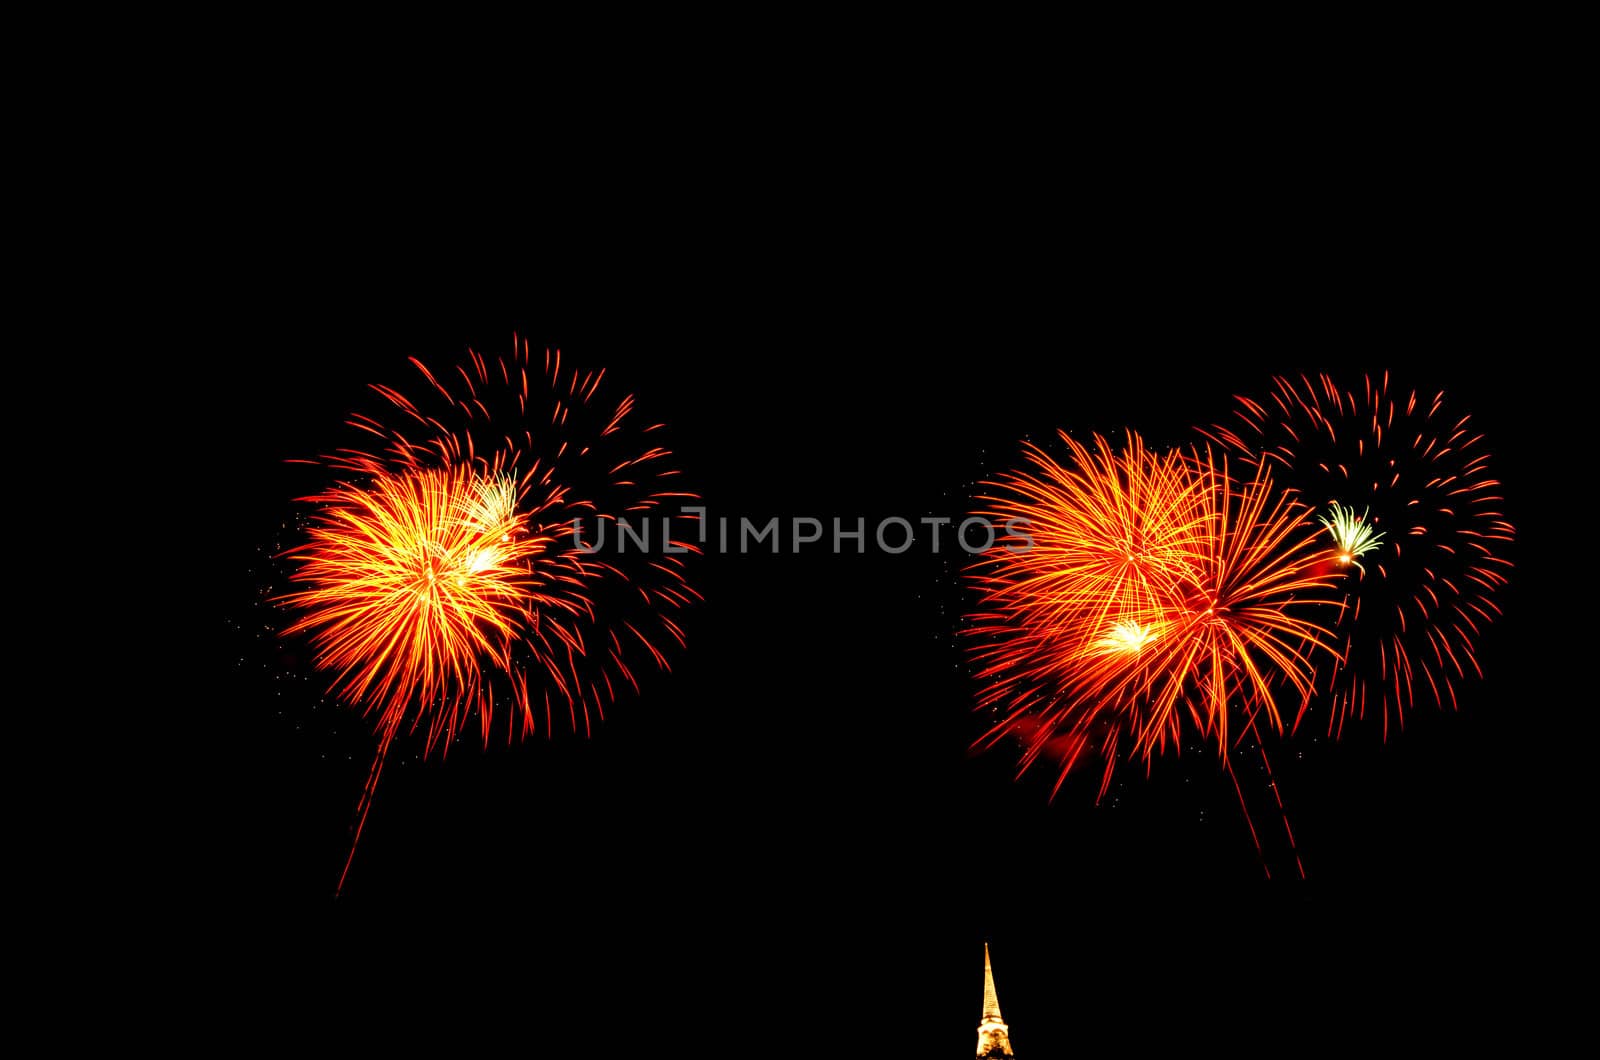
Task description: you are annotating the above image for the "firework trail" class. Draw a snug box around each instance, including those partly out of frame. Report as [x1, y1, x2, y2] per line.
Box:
[1201, 372, 1514, 737]
[281, 338, 698, 892]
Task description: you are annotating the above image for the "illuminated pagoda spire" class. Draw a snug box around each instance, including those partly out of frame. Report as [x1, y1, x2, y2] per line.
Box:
[976, 942, 1016, 1057]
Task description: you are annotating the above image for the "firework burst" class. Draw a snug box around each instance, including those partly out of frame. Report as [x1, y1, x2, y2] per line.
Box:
[1201, 372, 1513, 736]
[966, 432, 1339, 800]
[280, 337, 698, 892]
[1318, 501, 1384, 573]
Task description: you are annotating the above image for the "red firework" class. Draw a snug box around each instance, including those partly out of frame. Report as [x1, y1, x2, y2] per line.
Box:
[281, 338, 699, 892]
[1201, 372, 1514, 737]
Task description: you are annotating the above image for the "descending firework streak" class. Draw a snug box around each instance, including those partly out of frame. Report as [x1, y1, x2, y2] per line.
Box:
[1201, 373, 1514, 737]
[281, 338, 699, 892]
[965, 431, 1340, 805]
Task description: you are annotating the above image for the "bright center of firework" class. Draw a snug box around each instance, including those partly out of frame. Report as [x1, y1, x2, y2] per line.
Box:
[1318, 501, 1384, 574]
[1098, 620, 1156, 653]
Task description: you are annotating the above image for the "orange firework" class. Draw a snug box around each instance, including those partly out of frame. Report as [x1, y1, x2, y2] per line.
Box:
[967, 432, 1339, 801]
[280, 338, 698, 893]
[283, 467, 546, 752]
[1201, 373, 1514, 736]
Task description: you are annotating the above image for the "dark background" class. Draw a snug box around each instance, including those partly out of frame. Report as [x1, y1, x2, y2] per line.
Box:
[197, 200, 1557, 1052]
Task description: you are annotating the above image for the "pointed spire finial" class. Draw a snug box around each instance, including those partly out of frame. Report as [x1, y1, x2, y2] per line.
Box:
[977, 942, 1015, 1056]
[983, 942, 1004, 1020]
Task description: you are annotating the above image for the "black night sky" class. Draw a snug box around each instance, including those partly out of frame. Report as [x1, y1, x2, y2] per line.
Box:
[201, 198, 1558, 1053]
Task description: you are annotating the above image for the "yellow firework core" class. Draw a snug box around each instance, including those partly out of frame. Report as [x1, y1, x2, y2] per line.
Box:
[1097, 619, 1157, 653]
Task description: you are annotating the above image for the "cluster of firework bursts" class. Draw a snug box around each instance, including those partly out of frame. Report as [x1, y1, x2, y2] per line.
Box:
[967, 373, 1512, 869]
[280, 339, 698, 891]
[277, 347, 1511, 890]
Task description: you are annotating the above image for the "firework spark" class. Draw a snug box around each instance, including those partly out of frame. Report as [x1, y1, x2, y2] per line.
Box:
[280, 337, 698, 892]
[1202, 372, 1513, 735]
